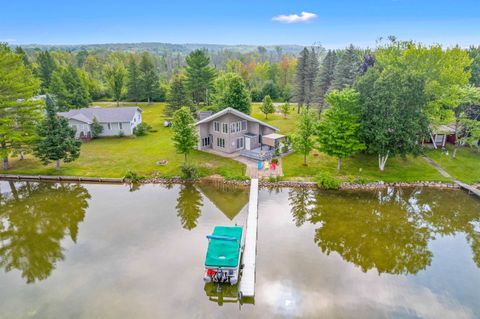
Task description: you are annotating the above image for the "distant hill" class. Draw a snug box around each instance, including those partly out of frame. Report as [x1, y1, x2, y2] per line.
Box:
[19, 42, 305, 55]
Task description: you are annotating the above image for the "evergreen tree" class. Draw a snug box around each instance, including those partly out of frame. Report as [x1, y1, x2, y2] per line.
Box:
[91, 117, 103, 138]
[34, 95, 81, 170]
[315, 50, 337, 113]
[36, 50, 56, 92]
[49, 66, 90, 110]
[260, 95, 275, 119]
[213, 72, 250, 114]
[138, 52, 160, 104]
[467, 46, 480, 87]
[185, 49, 216, 105]
[332, 45, 361, 90]
[166, 73, 192, 116]
[305, 48, 319, 108]
[317, 89, 365, 170]
[171, 106, 198, 163]
[14, 46, 31, 68]
[292, 108, 317, 165]
[126, 57, 142, 102]
[0, 44, 42, 170]
[294, 47, 310, 112]
[104, 61, 127, 106]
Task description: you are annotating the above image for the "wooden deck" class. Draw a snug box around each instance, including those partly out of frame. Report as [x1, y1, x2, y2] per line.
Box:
[239, 178, 259, 298]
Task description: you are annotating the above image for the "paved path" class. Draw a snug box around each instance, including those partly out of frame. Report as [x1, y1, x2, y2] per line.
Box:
[423, 156, 480, 198]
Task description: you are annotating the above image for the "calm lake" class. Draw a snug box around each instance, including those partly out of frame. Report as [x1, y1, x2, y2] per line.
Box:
[0, 181, 479, 319]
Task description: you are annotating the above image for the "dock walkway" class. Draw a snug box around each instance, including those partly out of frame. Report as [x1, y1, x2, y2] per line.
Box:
[239, 178, 259, 298]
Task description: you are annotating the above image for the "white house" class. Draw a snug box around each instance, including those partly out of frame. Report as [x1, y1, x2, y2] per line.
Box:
[58, 106, 143, 139]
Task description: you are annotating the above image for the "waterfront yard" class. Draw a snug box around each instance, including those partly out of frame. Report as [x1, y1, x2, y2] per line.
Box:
[5, 102, 478, 184]
[7, 102, 245, 179]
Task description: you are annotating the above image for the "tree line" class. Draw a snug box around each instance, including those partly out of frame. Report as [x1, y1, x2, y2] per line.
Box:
[292, 39, 480, 172]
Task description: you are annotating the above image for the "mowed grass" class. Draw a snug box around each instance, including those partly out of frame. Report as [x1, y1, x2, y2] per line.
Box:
[7, 102, 245, 178]
[425, 146, 480, 184]
[282, 150, 449, 183]
[252, 103, 449, 183]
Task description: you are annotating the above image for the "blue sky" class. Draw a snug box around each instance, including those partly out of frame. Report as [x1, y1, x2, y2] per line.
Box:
[1, 0, 479, 48]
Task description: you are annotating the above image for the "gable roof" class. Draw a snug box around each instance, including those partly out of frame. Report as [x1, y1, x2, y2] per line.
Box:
[195, 107, 278, 131]
[58, 106, 142, 124]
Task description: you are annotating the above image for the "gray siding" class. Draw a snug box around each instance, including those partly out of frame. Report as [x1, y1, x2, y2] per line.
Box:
[68, 110, 142, 138]
[197, 112, 274, 153]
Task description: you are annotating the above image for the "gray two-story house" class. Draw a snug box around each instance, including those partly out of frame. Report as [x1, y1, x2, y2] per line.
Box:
[195, 107, 279, 154]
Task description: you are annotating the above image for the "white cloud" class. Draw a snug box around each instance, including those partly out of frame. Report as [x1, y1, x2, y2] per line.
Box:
[272, 11, 318, 24]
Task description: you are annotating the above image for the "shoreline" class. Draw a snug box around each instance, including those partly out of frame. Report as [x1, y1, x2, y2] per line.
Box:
[0, 173, 470, 190]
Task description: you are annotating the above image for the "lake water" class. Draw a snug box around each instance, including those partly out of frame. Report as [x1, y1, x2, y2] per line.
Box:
[0, 181, 479, 319]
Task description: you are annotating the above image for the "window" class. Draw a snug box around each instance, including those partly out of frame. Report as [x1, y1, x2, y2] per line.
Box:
[222, 123, 228, 133]
[107, 123, 111, 130]
[241, 120, 247, 131]
[216, 138, 225, 148]
[236, 121, 241, 132]
[236, 137, 244, 149]
[202, 137, 210, 147]
[119, 123, 123, 130]
[230, 123, 236, 133]
[214, 121, 220, 132]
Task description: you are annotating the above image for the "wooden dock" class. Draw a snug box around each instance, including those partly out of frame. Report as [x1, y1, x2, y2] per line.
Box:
[239, 178, 259, 298]
[455, 180, 480, 198]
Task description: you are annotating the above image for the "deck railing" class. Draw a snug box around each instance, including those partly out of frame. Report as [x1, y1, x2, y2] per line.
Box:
[240, 149, 275, 161]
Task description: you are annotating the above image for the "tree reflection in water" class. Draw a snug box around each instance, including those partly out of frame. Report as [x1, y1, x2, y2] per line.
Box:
[175, 184, 203, 230]
[289, 187, 480, 275]
[0, 181, 90, 283]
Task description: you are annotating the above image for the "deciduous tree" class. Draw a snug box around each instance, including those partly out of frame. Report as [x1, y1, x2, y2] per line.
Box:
[171, 106, 198, 163]
[292, 108, 317, 165]
[260, 95, 274, 119]
[104, 61, 127, 106]
[317, 89, 365, 170]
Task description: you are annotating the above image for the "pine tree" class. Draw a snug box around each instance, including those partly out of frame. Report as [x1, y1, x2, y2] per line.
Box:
[166, 73, 192, 116]
[104, 61, 127, 106]
[49, 66, 90, 110]
[185, 49, 216, 105]
[260, 95, 275, 119]
[305, 48, 319, 108]
[127, 57, 142, 102]
[34, 95, 81, 170]
[36, 50, 56, 92]
[15, 46, 31, 68]
[294, 47, 310, 112]
[315, 50, 337, 113]
[138, 52, 160, 104]
[332, 45, 361, 90]
[91, 117, 103, 138]
[0, 44, 42, 170]
[171, 107, 198, 163]
[317, 89, 365, 170]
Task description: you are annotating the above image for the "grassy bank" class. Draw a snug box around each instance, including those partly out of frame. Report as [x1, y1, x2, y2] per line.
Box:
[7, 102, 245, 179]
[425, 146, 480, 184]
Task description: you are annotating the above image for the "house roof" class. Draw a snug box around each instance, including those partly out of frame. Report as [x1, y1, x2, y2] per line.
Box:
[58, 106, 142, 124]
[195, 107, 278, 131]
[430, 123, 456, 134]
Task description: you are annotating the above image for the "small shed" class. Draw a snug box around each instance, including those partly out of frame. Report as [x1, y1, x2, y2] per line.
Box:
[429, 124, 456, 149]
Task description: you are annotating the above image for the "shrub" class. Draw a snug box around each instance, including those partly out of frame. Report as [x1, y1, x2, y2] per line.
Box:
[133, 122, 152, 136]
[91, 117, 103, 138]
[181, 163, 199, 180]
[315, 172, 341, 190]
[118, 130, 125, 138]
[275, 148, 281, 156]
[125, 170, 143, 182]
[282, 144, 289, 153]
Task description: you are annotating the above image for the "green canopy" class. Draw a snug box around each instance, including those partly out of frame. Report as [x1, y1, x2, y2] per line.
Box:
[205, 226, 242, 268]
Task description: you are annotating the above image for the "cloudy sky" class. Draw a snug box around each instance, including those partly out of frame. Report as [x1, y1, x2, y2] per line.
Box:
[1, 0, 479, 48]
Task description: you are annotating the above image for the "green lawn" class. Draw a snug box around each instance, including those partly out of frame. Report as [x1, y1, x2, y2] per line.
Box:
[425, 146, 480, 184]
[6, 102, 245, 179]
[282, 150, 449, 183]
[251, 103, 299, 134]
